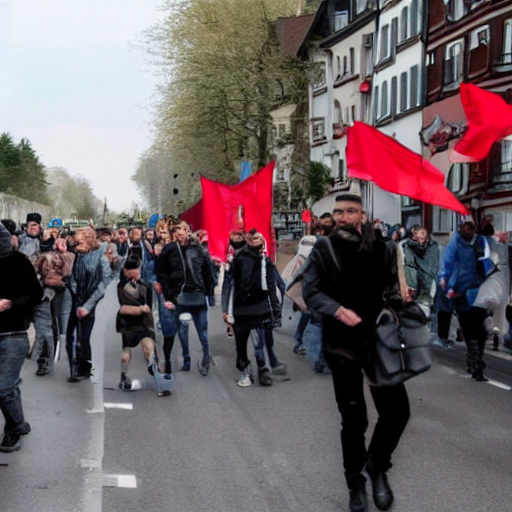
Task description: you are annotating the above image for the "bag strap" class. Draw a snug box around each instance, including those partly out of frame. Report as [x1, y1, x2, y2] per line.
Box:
[176, 243, 187, 294]
[318, 236, 341, 275]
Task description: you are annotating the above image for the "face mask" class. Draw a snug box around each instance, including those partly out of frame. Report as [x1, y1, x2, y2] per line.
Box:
[230, 240, 245, 250]
[249, 244, 264, 253]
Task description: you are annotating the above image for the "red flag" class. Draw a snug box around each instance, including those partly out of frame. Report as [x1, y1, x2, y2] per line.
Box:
[347, 122, 469, 214]
[450, 83, 512, 163]
[201, 162, 275, 261]
[180, 198, 205, 231]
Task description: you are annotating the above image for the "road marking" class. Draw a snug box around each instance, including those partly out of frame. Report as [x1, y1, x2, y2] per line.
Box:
[104, 402, 133, 410]
[488, 380, 512, 391]
[103, 474, 137, 488]
[485, 349, 512, 362]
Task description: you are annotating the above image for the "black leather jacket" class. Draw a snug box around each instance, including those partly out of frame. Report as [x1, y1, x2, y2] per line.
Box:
[156, 241, 214, 303]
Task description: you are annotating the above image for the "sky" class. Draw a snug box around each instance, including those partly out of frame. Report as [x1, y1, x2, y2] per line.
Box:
[0, 0, 164, 212]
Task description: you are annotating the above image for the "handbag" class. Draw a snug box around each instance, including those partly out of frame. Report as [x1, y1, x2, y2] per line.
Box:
[369, 302, 432, 387]
[176, 291, 206, 306]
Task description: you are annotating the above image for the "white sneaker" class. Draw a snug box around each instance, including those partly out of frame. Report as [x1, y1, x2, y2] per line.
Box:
[237, 371, 252, 387]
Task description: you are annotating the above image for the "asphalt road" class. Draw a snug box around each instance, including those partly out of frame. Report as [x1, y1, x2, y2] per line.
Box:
[2, 278, 512, 512]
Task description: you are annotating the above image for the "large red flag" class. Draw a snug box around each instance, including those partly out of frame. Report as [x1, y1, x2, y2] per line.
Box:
[180, 198, 205, 231]
[200, 162, 275, 261]
[450, 83, 512, 163]
[347, 122, 469, 214]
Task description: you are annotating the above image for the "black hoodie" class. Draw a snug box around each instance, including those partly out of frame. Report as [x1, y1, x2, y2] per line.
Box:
[0, 251, 43, 334]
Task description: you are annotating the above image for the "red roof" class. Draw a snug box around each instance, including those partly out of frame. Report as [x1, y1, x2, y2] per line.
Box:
[275, 14, 315, 57]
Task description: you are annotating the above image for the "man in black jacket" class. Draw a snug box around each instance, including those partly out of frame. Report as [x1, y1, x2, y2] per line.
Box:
[155, 221, 214, 375]
[0, 222, 43, 452]
[303, 194, 409, 512]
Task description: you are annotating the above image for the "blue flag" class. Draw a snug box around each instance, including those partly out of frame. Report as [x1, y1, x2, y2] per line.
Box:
[240, 161, 253, 182]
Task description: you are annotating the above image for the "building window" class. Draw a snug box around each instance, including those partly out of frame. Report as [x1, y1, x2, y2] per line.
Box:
[351, 105, 357, 122]
[380, 24, 390, 61]
[445, 0, 467, 23]
[432, 206, 458, 234]
[400, 7, 409, 42]
[381, 81, 389, 118]
[409, 65, 420, 108]
[343, 55, 348, 75]
[362, 33, 374, 77]
[278, 124, 286, 137]
[356, 0, 368, 15]
[468, 25, 490, 76]
[447, 163, 470, 195]
[444, 39, 464, 87]
[373, 85, 379, 122]
[338, 159, 346, 180]
[334, 100, 342, 125]
[400, 72, 408, 112]
[410, 0, 420, 36]
[499, 18, 512, 65]
[490, 141, 512, 189]
[311, 118, 326, 143]
[391, 76, 398, 117]
[350, 48, 355, 74]
[312, 61, 327, 93]
[333, 4, 349, 32]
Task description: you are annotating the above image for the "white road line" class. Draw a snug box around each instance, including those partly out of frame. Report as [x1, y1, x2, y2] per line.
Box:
[488, 380, 512, 391]
[104, 402, 133, 410]
[103, 474, 137, 488]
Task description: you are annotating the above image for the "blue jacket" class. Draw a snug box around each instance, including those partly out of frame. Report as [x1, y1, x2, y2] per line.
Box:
[440, 232, 487, 294]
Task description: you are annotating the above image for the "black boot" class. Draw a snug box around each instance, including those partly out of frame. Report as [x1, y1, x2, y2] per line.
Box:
[347, 475, 368, 512]
[472, 360, 488, 382]
[367, 467, 393, 511]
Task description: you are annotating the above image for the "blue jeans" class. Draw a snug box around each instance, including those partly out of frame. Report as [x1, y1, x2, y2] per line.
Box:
[177, 304, 209, 363]
[303, 321, 325, 365]
[158, 295, 179, 338]
[294, 312, 312, 344]
[0, 333, 29, 432]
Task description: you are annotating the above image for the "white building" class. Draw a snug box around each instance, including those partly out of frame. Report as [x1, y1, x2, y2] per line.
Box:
[372, 0, 425, 228]
[304, 0, 380, 216]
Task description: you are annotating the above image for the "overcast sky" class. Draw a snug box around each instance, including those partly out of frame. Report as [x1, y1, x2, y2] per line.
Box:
[0, 0, 164, 213]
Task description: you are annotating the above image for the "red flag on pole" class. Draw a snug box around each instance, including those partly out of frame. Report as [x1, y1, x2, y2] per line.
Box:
[346, 121, 469, 214]
[180, 198, 205, 231]
[450, 83, 512, 163]
[200, 162, 275, 261]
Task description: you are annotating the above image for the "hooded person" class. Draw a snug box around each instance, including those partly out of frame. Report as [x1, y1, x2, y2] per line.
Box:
[0, 222, 43, 452]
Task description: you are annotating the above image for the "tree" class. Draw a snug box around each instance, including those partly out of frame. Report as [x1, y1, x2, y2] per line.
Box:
[143, 0, 311, 192]
[45, 167, 102, 221]
[307, 161, 331, 204]
[132, 148, 202, 216]
[0, 133, 49, 203]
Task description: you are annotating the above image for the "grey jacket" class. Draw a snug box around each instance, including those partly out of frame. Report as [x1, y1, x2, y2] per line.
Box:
[70, 246, 112, 311]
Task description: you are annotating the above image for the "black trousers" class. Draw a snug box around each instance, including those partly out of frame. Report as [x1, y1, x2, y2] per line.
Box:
[455, 306, 488, 372]
[66, 305, 96, 374]
[325, 352, 410, 487]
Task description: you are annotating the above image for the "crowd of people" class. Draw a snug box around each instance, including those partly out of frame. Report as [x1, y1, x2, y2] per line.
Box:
[1, 202, 510, 512]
